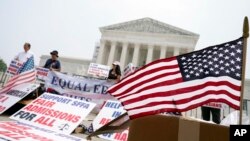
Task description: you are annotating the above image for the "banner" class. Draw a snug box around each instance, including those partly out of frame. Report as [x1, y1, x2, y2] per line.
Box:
[0, 83, 40, 114]
[87, 63, 110, 78]
[10, 93, 96, 134]
[6, 60, 23, 75]
[92, 100, 128, 141]
[45, 71, 116, 112]
[0, 121, 86, 141]
[36, 67, 49, 83]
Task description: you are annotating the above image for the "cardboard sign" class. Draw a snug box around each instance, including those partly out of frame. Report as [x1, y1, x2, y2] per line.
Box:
[0, 121, 86, 141]
[6, 60, 23, 75]
[45, 71, 115, 112]
[36, 67, 49, 83]
[0, 83, 40, 114]
[87, 63, 110, 78]
[92, 100, 128, 141]
[10, 93, 96, 134]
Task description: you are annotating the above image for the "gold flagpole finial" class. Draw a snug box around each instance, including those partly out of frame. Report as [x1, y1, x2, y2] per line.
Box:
[243, 16, 249, 38]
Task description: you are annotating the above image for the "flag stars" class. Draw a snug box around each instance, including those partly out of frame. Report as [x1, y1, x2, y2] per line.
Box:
[205, 71, 209, 74]
[231, 68, 235, 72]
[219, 53, 224, 57]
[230, 45, 236, 48]
[215, 71, 219, 74]
[195, 73, 200, 76]
[226, 69, 230, 73]
[237, 41, 242, 45]
[219, 60, 224, 64]
[181, 56, 186, 60]
[214, 64, 219, 68]
[224, 49, 229, 53]
[208, 61, 213, 65]
[213, 57, 218, 61]
[186, 75, 190, 78]
[225, 63, 230, 66]
[236, 57, 241, 62]
[220, 67, 225, 70]
[230, 60, 235, 64]
[225, 56, 229, 60]
[236, 65, 241, 70]
[236, 73, 240, 77]
[236, 49, 242, 53]
[230, 52, 235, 56]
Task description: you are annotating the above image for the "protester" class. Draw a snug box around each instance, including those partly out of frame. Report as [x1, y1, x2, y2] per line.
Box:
[108, 61, 121, 81]
[14, 42, 34, 63]
[201, 104, 221, 124]
[44, 50, 61, 72]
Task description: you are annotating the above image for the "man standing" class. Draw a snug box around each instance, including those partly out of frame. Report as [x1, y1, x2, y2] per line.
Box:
[14, 42, 34, 63]
[201, 102, 221, 124]
[44, 50, 61, 72]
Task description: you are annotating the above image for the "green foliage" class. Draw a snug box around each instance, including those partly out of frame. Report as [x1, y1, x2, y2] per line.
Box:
[0, 59, 7, 72]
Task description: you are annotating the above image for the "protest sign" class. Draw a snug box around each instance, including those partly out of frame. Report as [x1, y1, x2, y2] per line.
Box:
[123, 63, 136, 78]
[36, 67, 49, 83]
[92, 100, 128, 141]
[0, 121, 86, 141]
[45, 71, 115, 112]
[6, 60, 23, 76]
[87, 63, 110, 78]
[10, 93, 96, 134]
[203, 102, 227, 109]
[0, 83, 40, 114]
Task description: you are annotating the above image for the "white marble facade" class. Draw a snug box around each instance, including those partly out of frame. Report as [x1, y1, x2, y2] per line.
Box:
[96, 18, 199, 70]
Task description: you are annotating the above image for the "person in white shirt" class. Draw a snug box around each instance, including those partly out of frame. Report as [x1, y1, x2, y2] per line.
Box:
[14, 42, 34, 63]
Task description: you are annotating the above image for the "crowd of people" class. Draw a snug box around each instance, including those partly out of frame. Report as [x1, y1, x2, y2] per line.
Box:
[13, 42, 222, 124]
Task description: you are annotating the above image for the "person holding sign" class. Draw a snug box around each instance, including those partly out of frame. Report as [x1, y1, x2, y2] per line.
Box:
[44, 50, 61, 72]
[14, 42, 34, 64]
[201, 102, 221, 124]
[108, 61, 121, 81]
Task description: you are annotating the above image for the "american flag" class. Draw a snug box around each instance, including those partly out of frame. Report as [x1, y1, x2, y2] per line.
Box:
[0, 56, 36, 94]
[108, 38, 243, 119]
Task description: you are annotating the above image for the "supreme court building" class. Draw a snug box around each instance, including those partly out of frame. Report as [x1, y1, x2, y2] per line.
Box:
[96, 18, 200, 69]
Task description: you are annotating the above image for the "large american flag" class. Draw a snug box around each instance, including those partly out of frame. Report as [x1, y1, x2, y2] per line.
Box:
[0, 56, 36, 94]
[107, 38, 243, 119]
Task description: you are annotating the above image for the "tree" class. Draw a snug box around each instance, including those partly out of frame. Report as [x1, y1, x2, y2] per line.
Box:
[0, 59, 7, 72]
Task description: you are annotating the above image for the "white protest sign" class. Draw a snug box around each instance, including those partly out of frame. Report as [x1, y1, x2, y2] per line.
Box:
[87, 63, 110, 78]
[203, 102, 227, 109]
[0, 83, 40, 114]
[45, 71, 115, 112]
[0, 121, 86, 141]
[10, 93, 96, 134]
[6, 60, 23, 75]
[123, 63, 136, 78]
[36, 67, 49, 83]
[92, 100, 128, 141]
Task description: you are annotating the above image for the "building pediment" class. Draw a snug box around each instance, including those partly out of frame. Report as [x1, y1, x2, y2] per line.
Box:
[100, 18, 199, 36]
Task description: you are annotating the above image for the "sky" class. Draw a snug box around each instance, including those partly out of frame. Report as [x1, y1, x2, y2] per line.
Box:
[0, 0, 249, 78]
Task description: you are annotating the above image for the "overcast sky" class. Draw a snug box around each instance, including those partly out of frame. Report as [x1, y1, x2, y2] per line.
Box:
[0, 0, 249, 78]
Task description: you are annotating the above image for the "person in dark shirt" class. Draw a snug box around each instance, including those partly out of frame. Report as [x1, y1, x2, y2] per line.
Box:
[108, 61, 121, 81]
[44, 50, 61, 72]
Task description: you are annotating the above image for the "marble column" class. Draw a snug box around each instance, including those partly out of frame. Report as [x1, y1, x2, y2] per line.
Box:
[146, 44, 154, 64]
[173, 47, 180, 56]
[132, 43, 140, 67]
[107, 41, 117, 66]
[120, 42, 129, 70]
[96, 40, 106, 64]
[160, 46, 167, 59]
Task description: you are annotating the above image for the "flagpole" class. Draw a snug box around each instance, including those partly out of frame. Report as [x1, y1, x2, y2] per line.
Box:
[239, 16, 249, 125]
